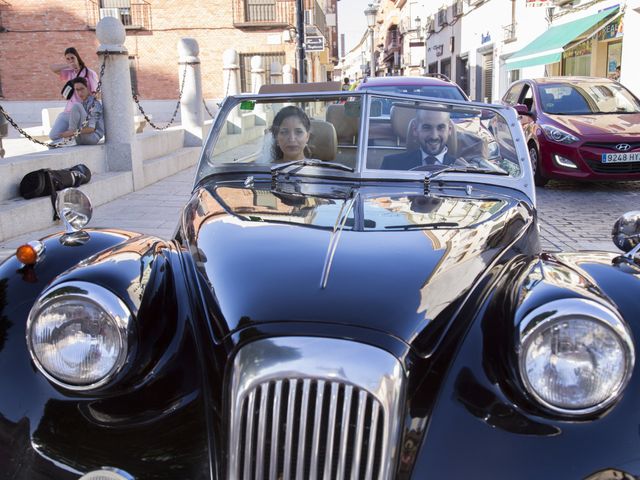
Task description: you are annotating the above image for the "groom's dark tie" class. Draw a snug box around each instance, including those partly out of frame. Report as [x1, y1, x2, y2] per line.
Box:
[424, 155, 439, 165]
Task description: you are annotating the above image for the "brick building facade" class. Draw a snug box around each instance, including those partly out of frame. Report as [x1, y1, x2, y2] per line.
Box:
[0, 0, 337, 101]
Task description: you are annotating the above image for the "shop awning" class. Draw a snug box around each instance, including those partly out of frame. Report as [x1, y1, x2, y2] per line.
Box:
[505, 8, 618, 70]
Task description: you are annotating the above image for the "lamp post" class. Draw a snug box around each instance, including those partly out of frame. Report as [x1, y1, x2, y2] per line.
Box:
[414, 16, 422, 39]
[364, 3, 378, 77]
[296, 0, 306, 83]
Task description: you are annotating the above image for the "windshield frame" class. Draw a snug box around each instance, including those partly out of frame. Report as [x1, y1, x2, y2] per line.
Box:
[197, 90, 534, 204]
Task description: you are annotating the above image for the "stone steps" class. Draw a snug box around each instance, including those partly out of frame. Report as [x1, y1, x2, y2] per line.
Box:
[0, 126, 201, 241]
[0, 171, 132, 240]
[142, 146, 200, 186]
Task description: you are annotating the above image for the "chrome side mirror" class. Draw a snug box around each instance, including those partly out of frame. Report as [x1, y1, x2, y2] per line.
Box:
[56, 188, 93, 245]
[612, 211, 640, 253]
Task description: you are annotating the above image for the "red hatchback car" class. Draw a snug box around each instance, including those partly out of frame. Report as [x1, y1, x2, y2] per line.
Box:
[500, 76, 640, 186]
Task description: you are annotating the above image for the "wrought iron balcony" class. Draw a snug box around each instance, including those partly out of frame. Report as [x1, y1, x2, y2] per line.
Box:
[85, 0, 152, 30]
[233, 0, 326, 31]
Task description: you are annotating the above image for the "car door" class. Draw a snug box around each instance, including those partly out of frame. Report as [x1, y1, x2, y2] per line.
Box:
[514, 82, 537, 141]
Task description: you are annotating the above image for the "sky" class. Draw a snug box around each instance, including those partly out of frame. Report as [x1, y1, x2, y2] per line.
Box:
[337, 0, 370, 57]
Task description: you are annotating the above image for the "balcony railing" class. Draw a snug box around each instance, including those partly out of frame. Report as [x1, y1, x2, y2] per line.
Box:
[233, 0, 326, 30]
[85, 0, 152, 30]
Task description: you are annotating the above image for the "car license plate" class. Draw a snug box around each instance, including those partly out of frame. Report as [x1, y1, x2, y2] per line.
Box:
[602, 152, 640, 163]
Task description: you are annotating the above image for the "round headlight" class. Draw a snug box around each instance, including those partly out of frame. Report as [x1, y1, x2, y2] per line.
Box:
[26, 281, 133, 390]
[518, 298, 634, 415]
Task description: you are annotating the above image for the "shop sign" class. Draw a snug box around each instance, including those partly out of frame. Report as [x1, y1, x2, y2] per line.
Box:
[564, 41, 591, 58]
[598, 19, 623, 40]
[525, 0, 550, 6]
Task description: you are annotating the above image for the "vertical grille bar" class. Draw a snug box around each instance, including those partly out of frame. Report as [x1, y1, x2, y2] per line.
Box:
[364, 403, 380, 480]
[269, 380, 283, 480]
[309, 380, 326, 480]
[336, 385, 354, 479]
[255, 383, 269, 479]
[296, 378, 312, 479]
[323, 382, 340, 480]
[283, 378, 298, 480]
[351, 390, 368, 479]
[243, 390, 257, 480]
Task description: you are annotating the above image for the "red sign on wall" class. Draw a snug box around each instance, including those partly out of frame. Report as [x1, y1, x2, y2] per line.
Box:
[525, 0, 550, 6]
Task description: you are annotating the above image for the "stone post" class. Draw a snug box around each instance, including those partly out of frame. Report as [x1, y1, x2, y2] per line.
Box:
[96, 17, 143, 189]
[270, 61, 283, 85]
[250, 55, 265, 94]
[178, 38, 204, 147]
[223, 49, 240, 96]
[282, 64, 294, 84]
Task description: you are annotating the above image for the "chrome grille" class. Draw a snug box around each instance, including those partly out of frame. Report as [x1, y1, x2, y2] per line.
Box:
[229, 337, 404, 480]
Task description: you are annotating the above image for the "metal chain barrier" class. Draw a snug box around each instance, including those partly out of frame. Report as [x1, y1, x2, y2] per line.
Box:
[0, 52, 109, 149]
[202, 98, 216, 118]
[132, 62, 188, 131]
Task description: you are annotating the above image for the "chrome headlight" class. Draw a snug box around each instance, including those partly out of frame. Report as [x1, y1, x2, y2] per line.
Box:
[540, 124, 580, 144]
[26, 281, 133, 390]
[518, 298, 634, 415]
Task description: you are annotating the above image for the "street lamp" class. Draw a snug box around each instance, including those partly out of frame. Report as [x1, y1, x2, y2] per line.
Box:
[414, 16, 422, 39]
[364, 3, 378, 77]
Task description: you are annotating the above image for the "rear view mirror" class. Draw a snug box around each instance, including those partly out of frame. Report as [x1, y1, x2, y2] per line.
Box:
[370, 100, 382, 117]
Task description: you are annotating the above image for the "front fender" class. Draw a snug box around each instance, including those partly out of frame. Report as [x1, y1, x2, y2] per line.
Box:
[411, 253, 640, 478]
[0, 230, 211, 479]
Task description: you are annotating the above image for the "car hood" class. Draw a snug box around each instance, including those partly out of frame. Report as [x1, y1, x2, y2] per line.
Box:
[182, 181, 533, 346]
[547, 112, 640, 137]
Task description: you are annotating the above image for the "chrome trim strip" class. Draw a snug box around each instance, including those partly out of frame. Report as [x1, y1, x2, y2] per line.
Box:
[351, 390, 367, 479]
[228, 337, 405, 480]
[283, 378, 297, 480]
[243, 389, 256, 480]
[320, 192, 358, 289]
[25, 281, 133, 391]
[364, 403, 380, 480]
[309, 379, 326, 480]
[296, 378, 311, 479]
[323, 382, 339, 480]
[269, 380, 282, 480]
[255, 383, 268, 480]
[336, 385, 353, 479]
[518, 297, 635, 415]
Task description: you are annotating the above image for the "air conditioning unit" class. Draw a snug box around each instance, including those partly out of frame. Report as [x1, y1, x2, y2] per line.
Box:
[99, 7, 120, 20]
[437, 8, 447, 26]
[453, 0, 463, 17]
[554, 0, 575, 6]
[426, 16, 435, 33]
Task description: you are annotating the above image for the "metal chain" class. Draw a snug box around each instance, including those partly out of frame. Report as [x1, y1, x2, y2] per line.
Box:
[202, 98, 216, 118]
[132, 62, 188, 131]
[217, 69, 232, 108]
[0, 52, 109, 149]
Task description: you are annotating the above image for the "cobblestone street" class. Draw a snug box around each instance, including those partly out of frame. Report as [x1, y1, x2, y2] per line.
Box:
[537, 179, 640, 253]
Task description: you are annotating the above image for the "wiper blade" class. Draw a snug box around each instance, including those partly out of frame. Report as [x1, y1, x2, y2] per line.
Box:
[271, 159, 354, 176]
[423, 165, 509, 193]
[384, 221, 459, 230]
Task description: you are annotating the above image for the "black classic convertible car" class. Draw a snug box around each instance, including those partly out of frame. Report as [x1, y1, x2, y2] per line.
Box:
[2, 89, 640, 480]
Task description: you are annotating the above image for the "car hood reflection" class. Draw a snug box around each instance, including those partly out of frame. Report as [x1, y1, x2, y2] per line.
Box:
[182, 183, 533, 346]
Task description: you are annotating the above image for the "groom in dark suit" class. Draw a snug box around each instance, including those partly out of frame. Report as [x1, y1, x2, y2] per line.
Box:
[381, 109, 460, 170]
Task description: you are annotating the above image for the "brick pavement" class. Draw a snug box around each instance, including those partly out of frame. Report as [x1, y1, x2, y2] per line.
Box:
[1, 170, 637, 263]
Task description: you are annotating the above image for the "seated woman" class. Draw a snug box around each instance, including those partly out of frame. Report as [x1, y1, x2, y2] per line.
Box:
[270, 106, 312, 162]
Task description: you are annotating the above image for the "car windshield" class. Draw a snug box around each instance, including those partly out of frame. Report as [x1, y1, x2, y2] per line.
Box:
[197, 93, 522, 182]
[360, 85, 466, 115]
[539, 82, 640, 114]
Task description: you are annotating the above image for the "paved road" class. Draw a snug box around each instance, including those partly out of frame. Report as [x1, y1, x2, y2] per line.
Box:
[1, 168, 637, 262]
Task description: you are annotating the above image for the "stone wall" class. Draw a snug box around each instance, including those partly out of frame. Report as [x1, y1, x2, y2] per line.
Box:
[0, 0, 299, 101]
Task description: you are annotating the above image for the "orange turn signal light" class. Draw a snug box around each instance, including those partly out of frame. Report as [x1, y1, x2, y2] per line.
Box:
[16, 244, 39, 265]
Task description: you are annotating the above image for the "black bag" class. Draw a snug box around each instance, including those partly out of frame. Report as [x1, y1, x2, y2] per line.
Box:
[19, 164, 92, 220]
[61, 67, 87, 100]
